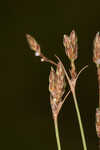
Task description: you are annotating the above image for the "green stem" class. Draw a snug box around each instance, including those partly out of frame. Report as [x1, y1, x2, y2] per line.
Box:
[54, 119, 61, 150]
[73, 91, 87, 150]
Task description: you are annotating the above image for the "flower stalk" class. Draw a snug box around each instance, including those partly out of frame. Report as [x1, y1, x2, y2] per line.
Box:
[73, 90, 87, 150]
[54, 119, 61, 150]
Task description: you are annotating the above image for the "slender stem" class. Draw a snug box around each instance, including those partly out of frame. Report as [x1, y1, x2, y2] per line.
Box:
[98, 139, 100, 150]
[62, 90, 71, 105]
[40, 53, 57, 66]
[45, 59, 57, 66]
[71, 60, 76, 72]
[54, 119, 61, 150]
[97, 67, 100, 108]
[76, 65, 88, 81]
[72, 91, 87, 150]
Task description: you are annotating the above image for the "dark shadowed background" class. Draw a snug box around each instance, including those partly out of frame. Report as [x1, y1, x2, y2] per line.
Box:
[0, 0, 100, 149]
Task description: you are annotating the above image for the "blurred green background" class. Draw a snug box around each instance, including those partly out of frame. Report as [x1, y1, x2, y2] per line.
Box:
[0, 0, 100, 149]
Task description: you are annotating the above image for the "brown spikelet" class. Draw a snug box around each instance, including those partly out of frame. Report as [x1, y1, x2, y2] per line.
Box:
[49, 67, 56, 96]
[26, 34, 41, 55]
[96, 108, 100, 138]
[49, 62, 66, 120]
[63, 30, 78, 61]
[93, 32, 100, 67]
[26, 34, 58, 66]
[56, 62, 66, 99]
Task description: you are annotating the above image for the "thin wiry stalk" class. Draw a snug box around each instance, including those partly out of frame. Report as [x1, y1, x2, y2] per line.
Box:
[76, 65, 88, 81]
[40, 53, 57, 66]
[72, 91, 87, 150]
[62, 90, 71, 105]
[54, 119, 61, 150]
[97, 67, 100, 108]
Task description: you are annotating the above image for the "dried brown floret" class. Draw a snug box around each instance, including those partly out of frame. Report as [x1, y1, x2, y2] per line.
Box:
[96, 108, 100, 138]
[49, 62, 66, 119]
[93, 32, 100, 67]
[63, 30, 78, 61]
[26, 34, 41, 56]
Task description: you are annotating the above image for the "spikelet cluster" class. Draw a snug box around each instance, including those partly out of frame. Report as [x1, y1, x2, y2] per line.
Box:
[96, 108, 100, 138]
[93, 32, 100, 67]
[63, 30, 78, 61]
[49, 62, 66, 119]
[26, 34, 41, 56]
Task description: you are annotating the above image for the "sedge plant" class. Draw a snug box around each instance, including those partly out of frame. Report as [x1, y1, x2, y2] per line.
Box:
[26, 30, 88, 150]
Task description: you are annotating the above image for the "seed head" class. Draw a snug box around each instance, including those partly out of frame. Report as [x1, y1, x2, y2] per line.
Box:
[26, 34, 41, 55]
[63, 30, 78, 61]
[49, 62, 66, 101]
[49, 62, 66, 119]
[96, 108, 100, 138]
[93, 32, 100, 66]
